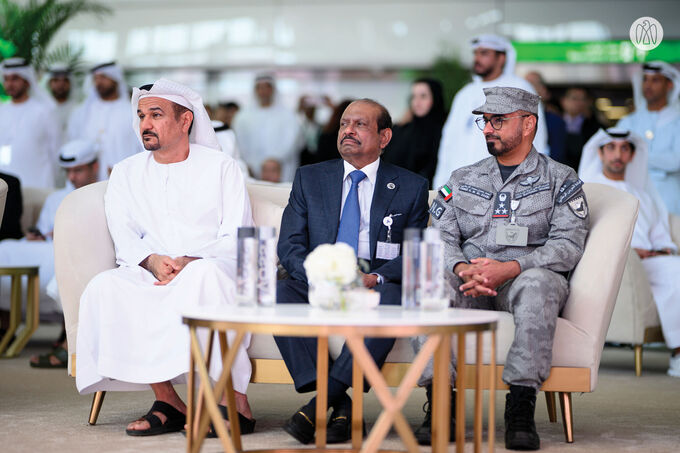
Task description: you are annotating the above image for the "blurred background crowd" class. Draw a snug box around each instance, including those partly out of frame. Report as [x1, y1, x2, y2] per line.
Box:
[0, 0, 679, 351]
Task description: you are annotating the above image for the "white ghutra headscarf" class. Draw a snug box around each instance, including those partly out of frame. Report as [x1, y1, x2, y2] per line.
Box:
[1, 57, 56, 108]
[131, 78, 220, 151]
[469, 34, 518, 80]
[579, 128, 649, 190]
[632, 61, 680, 112]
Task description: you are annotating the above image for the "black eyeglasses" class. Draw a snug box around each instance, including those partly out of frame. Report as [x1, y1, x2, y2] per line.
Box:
[475, 114, 531, 131]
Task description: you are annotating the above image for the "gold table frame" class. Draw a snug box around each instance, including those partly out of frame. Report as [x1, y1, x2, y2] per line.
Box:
[183, 308, 497, 453]
[0, 266, 39, 357]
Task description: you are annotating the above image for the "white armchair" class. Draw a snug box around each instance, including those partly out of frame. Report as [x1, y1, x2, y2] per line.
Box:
[54, 181, 637, 443]
[604, 214, 680, 375]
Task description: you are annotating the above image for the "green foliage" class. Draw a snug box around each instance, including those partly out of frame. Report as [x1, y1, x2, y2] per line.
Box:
[0, 0, 111, 71]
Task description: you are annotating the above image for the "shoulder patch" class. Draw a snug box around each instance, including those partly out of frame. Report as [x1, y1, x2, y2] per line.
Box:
[429, 199, 446, 220]
[567, 195, 588, 218]
[557, 179, 584, 204]
[439, 185, 453, 202]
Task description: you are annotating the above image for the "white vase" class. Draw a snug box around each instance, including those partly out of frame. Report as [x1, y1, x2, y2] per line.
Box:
[308, 280, 342, 310]
[344, 288, 380, 310]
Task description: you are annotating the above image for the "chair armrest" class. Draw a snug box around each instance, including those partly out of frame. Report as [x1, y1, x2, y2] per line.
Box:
[53, 181, 116, 374]
[606, 248, 657, 344]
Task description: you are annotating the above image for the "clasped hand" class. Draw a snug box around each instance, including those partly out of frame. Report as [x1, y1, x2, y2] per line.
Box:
[455, 258, 520, 298]
[142, 254, 199, 286]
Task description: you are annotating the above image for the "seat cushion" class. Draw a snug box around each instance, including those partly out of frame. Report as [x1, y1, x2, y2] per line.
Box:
[247, 312, 597, 370]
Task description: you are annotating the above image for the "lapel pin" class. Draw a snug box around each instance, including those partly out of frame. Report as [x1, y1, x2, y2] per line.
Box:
[387, 182, 395, 190]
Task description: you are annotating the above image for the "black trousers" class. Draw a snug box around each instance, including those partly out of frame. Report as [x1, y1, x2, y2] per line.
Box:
[274, 278, 401, 393]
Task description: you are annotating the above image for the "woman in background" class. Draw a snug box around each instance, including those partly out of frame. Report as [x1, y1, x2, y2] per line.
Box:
[385, 78, 446, 187]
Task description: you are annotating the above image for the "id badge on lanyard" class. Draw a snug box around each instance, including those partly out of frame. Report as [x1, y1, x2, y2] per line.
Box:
[495, 198, 528, 247]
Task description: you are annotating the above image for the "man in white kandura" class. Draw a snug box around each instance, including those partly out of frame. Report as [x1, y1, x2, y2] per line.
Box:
[617, 61, 680, 215]
[76, 79, 256, 436]
[579, 128, 680, 377]
[67, 62, 142, 180]
[46, 63, 78, 135]
[232, 74, 301, 181]
[432, 34, 548, 188]
[0, 57, 61, 188]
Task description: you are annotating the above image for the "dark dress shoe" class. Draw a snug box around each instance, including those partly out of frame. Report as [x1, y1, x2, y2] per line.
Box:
[283, 407, 315, 444]
[326, 406, 365, 444]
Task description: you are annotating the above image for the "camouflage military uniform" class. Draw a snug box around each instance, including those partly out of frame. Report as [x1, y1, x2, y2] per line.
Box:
[415, 147, 589, 390]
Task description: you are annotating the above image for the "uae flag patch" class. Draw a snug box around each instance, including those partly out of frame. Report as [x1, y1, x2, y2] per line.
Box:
[439, 185, 453, 202]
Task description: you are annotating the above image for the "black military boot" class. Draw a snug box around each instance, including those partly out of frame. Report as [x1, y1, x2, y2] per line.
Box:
[414, 384, 456, 446]
[505, 385, 540, 450]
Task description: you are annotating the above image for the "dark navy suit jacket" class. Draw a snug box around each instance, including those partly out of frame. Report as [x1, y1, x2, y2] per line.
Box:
[278, 158, 430, 283]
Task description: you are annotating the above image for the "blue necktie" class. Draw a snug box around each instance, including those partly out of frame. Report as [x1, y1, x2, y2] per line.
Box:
[336, 170, 367, 253]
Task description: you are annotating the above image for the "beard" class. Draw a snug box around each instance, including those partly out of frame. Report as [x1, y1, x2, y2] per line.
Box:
[96, 83, 118, 99]
[485, 129, 522, 157]
[142, 132, 160, 151]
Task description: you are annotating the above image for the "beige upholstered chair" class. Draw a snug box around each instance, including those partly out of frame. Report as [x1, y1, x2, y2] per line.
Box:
[55, 181, 637, 443]
[605, 214, 680, 375]
[20, 187, 52, 234]
[0, 178, 8, 227]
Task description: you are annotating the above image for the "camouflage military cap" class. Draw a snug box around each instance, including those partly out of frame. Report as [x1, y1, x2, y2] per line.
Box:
[472, 86, 540, 115]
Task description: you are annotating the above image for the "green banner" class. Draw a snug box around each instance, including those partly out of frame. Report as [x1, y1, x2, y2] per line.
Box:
[513, 40, 680, 63]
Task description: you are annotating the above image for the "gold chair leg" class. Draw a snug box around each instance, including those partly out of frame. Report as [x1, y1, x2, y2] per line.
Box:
[558, 392, 573, 443]
[634, 345, 642, 377]
[88, 391, 106, 425]
[545, 391, 557, 423]
[5, 273, 40, 357]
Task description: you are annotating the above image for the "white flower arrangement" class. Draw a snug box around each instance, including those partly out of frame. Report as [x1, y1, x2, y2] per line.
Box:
[304, 243, 359, 287]
[303, 243, 379, 310]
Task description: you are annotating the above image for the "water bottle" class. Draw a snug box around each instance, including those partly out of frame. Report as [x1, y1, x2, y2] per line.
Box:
[257, 226, 277, 307]
[419, 227, 447, 311]
[401, 228, 421, 310]
[236, 226, 258, 307]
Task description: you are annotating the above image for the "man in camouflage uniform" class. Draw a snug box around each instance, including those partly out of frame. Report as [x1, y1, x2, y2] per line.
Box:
[413, 86, 589, 450]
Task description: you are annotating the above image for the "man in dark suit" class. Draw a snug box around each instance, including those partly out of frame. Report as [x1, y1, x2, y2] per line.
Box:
[275, 99, 430, 444]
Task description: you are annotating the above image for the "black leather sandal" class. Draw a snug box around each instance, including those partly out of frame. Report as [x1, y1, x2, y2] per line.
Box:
[125, 400, 186, 436]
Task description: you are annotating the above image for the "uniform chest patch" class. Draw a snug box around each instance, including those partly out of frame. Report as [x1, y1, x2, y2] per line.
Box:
[567, 195, 588, 218]
[429, 199, 446, 220]
[492, 192, 510, 218]
[459, 184, 493, 200]
[515, 182, 551, 200]
[519, 175, 540, 186]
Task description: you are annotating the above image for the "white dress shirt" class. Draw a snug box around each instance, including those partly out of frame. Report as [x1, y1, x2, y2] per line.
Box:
[340, 157, 380, 261]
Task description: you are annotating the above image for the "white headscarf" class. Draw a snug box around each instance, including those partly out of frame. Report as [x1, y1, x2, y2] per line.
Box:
[58, 139, 99, 168]
[1, 57, 56, 107]
[579, 128, 649, 190]
[470, 34, 517, 80]
[89, 62, 128, 101]
[632, 61, 680, 111]
[131, 78, 220, 151]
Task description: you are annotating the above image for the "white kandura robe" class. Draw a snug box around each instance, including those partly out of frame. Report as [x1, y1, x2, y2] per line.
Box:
[232, 103, 300, 182]
[0, 186, 72, 315]
[76, 144, 254, 394]
[68, 97, 143, 181]
[0, 98, 61, 188]
[617, 108, 680, 215]
[432, 74, 549, 189]
[54, 99, 77, 135]
[591, 173, 680, 348]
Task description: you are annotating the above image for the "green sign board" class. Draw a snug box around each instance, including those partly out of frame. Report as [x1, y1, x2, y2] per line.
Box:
[513, 40, 680, 63]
